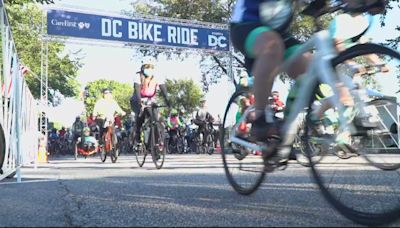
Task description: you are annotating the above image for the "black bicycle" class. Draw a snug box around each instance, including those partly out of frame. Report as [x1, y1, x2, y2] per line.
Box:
[133, 99, 166, 169]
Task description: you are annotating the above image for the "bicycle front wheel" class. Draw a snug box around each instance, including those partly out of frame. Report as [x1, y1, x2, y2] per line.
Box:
[307, 43, 400, 226]
[221, 89, 265, 195]
[100, 145, 107, 162]
[151, 122, 166, 169]
[110, 147, 118, 163]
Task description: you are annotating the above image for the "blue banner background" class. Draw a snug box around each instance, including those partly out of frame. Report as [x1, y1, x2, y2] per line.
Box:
[47, 10, 230, 52]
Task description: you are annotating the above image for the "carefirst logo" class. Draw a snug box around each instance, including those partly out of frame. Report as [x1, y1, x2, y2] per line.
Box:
[78, 22, 91, 30]
[51, 19, 90, 29]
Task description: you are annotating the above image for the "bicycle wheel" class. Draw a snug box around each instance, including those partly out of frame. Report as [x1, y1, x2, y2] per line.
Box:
[306, 43, 400, 226]
[110, 147, 118, 163]
[294, 112, 326, 167]
[135, 143, 147, 167]
[110, 132, 119, 163]
[177, 137, 184, 154]
[206, 133, 215, 155]
[352, 97, 400, 170]
[100, 145, 107, 162]
[74, 143, 78, 160]
[221, 89, 265, 195]
[151, 121, 166, 169]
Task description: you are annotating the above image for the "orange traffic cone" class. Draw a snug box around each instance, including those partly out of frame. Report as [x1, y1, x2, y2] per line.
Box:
[38, 136, 48, 163]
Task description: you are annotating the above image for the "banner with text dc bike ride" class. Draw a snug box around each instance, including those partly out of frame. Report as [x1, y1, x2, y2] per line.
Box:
[47, 9, 230, 52]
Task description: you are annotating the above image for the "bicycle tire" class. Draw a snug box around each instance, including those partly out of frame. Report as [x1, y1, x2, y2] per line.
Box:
[221, 89, 265, 195]
[110, 148, 118, 163]
[110, 131, 119, 163]
[74, 143, 78, 160]
[177, 137, 185, 154]
[152, 121, 166, 169]
[206, 134, 215, 155]
[356, 97, 400, 170]
[306, 43, 400, 226]
[0, 125, 6, 171]
[100, 133, 108, 163]
[100, 145, 107, 162]
[135, 143, 147, 167]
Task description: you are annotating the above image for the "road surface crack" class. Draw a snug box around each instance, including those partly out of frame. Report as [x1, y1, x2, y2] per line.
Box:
[59, 180, 87, 227]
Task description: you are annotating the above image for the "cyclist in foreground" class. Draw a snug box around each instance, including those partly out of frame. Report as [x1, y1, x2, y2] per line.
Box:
[93, 89, 126, 145]
[229, 0, 387, 162]
[130, 59, 171, 145]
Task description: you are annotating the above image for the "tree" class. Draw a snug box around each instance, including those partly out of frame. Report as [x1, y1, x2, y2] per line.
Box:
[125, 0, 238, 91]
[84, 79, 133, 115]
[5, 3, 81, 99]
[382, 0, 400, 49]
[126, 0, 334, 90]
[4, 0, 54, 4]
[161, 79, 202, 115]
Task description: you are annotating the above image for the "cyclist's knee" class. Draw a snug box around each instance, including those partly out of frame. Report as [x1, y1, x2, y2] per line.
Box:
[287, 52, 312, 79]
[253, 31, 284, 58]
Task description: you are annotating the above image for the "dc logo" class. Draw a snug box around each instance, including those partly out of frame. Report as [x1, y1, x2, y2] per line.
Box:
[208, 35, 227, 48]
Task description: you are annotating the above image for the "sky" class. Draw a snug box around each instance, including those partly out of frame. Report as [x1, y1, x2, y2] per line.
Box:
[43, 0, 400, 126]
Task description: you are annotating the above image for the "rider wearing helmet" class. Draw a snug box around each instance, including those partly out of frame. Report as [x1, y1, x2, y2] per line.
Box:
[93, 88, 126, 144]
[59, 127, 67, 138]
[193, 98, 214, 146]
[130, 58, 171, 144]
[166, 109, 185, 147]
[72, 116, 85, 142]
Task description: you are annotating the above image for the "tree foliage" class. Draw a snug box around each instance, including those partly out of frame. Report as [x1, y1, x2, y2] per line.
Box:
[4, 0, 54, 4]
[5, 3, 81, 99]
[126, 0, 336, 90]
[162, 78, 202, 115]
[84, 79, 133, 115]
[125, 0, 237, 92]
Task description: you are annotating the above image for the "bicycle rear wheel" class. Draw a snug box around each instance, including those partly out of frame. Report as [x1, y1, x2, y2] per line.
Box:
[221, 89, 265, 195]
[152, 121, 166, 169]
[307, 43, 400, 226]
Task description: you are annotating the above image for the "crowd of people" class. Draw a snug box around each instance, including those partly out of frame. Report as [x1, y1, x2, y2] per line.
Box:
[46, 59, 227, 156]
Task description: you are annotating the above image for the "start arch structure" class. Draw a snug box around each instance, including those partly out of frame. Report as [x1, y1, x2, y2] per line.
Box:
[39, 6, 233, 141]
[0, 3, 234, 182]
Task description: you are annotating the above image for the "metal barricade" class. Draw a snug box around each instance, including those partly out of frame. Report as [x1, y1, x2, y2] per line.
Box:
[0, 2, 38, 181]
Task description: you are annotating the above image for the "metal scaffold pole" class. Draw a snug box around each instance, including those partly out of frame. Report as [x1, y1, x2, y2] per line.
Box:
[40, 12, 48, 144]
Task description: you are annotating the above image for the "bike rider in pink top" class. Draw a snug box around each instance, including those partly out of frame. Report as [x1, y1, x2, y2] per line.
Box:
[130, 58, 171, 144]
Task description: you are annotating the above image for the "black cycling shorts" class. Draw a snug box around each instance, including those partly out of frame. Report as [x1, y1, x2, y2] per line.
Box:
[230, 22, 301, 71]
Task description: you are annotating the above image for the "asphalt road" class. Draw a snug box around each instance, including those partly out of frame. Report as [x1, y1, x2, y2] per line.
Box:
[0, 153, 400, 227]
